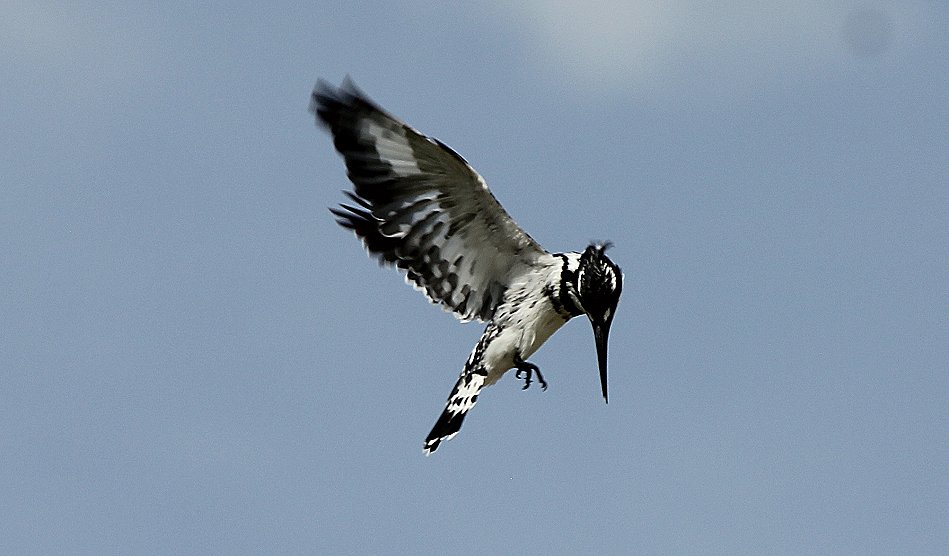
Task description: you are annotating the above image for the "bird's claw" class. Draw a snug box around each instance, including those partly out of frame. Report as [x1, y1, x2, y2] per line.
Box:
[514, 355, 547, 391]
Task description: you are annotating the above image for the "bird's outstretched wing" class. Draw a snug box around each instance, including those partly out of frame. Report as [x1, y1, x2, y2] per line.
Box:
[311, 78, 547, 322]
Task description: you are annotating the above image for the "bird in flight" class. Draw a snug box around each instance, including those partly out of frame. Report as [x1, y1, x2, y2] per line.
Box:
[310, 78, 623, 454]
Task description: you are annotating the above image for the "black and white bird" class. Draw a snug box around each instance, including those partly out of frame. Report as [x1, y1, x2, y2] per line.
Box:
[311, 78, 623, 454]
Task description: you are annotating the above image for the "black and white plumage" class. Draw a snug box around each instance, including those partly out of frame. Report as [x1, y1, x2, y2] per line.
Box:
[311, 78, 623, 454]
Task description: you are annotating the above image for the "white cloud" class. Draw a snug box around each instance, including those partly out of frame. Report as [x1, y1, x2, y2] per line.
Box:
[491, 1, 934, 96]
[0, 4, 148, 89]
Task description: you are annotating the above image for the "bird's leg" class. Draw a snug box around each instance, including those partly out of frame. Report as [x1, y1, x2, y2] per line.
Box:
[513, 353, 548, 391]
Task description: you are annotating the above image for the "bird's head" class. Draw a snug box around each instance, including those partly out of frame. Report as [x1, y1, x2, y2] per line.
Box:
[576, 243, 623, 403]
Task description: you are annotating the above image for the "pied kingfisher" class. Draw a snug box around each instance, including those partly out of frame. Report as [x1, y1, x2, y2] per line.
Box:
[311, 78, 623, 454]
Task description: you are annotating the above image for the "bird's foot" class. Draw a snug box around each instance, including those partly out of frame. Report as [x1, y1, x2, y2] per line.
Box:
[514, 354, 547, 391]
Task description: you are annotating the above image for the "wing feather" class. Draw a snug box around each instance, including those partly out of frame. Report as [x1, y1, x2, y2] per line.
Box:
[311, 78, 546, 322]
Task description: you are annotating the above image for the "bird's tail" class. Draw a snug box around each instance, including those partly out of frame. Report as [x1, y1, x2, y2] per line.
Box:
[423, 367, 487, 455]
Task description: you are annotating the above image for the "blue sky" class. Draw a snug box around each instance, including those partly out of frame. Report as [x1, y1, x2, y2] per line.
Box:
[3, 2, 947, 554]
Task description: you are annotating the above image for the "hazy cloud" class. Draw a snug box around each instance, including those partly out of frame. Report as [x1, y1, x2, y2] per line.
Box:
[492, 1, 933, 95]
[0, 4, 149, 96]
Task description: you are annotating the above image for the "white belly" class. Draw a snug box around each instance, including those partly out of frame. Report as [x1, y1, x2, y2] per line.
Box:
[481, 299, 570, 386]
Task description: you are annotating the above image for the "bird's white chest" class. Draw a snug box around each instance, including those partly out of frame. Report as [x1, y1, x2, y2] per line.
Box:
[481, 290, 571, 385]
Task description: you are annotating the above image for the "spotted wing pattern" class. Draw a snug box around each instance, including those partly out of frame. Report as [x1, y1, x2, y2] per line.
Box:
[311, 78, 546, 322]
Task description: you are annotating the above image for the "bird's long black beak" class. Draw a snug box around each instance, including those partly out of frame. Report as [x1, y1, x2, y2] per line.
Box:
[592, 320, 611, 403]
